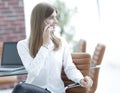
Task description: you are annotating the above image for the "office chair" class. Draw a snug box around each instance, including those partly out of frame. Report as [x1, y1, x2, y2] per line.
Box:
[77, 39, 86, 52]
[62, 52, 91, 93]
[89, 43, 106, 93]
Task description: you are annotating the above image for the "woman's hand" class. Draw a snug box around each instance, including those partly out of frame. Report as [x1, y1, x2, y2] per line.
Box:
[80, 76, 93, 89]
[42, 24, 54, 46]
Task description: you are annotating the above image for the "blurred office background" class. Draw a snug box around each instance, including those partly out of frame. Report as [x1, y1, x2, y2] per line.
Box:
[23, 0, 120, 93]
[0, 0, 120, 93]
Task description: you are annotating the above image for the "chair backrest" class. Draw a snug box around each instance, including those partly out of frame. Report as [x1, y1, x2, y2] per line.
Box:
[77, 39, 86, 52]
[89, 43, 106, 93]
[62, 52, 91, 93]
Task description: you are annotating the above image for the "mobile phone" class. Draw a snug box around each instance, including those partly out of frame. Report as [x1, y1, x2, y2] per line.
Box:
[44, 21, 49, 27]
[44, 21, 47, 26]
[43, 21, 53, 39]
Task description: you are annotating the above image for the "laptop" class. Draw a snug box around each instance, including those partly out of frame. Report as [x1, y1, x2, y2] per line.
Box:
[0, 42, 25, 72]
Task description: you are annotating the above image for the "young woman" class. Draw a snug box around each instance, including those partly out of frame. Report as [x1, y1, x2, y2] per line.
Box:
[17, 2, 93, 93]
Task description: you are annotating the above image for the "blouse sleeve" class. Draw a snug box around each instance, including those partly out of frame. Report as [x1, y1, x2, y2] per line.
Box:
[62, 39, 84, 83]
[17, 40, 49, 77]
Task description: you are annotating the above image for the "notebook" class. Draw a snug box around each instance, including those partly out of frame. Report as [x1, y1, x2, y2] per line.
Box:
[0, 42, 25, 72]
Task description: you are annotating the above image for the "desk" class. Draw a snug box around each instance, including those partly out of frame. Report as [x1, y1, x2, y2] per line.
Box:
[0, 69, 27, 77]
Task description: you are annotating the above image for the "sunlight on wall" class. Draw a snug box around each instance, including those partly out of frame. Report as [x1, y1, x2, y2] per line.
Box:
[100, 0, 120, 64]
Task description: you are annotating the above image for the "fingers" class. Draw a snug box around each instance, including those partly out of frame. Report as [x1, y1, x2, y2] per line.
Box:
[80, 76, 93, 89]
[44, 24, 50, 32]
[43, 25, 51, 45]
[44, 24, 54, 33]
[43, 25, 55, 45]
[80, 79, 88, 87]
[48, 26, 55, 34]
[43, 25, 53, 38]
[85, 76, 93, 87]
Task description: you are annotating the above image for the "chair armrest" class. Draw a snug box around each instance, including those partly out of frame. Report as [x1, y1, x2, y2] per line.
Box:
[90, 65, 102, 69]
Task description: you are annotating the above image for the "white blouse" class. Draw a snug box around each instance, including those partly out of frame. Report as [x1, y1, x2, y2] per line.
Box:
[17, 38, 83, 93]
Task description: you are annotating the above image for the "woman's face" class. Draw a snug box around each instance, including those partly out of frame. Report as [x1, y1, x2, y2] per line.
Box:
[45, 10, 57, 29]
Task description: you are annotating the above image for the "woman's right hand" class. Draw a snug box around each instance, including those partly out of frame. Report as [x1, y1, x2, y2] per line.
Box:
[42, 24, 55, 46]
[42, 24, 51, 46]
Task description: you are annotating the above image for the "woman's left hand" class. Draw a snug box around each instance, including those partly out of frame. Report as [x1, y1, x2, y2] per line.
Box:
[80, 76, 93, 89]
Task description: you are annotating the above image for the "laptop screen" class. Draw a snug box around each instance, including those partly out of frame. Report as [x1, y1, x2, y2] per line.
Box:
[1, 42, 23, 66]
